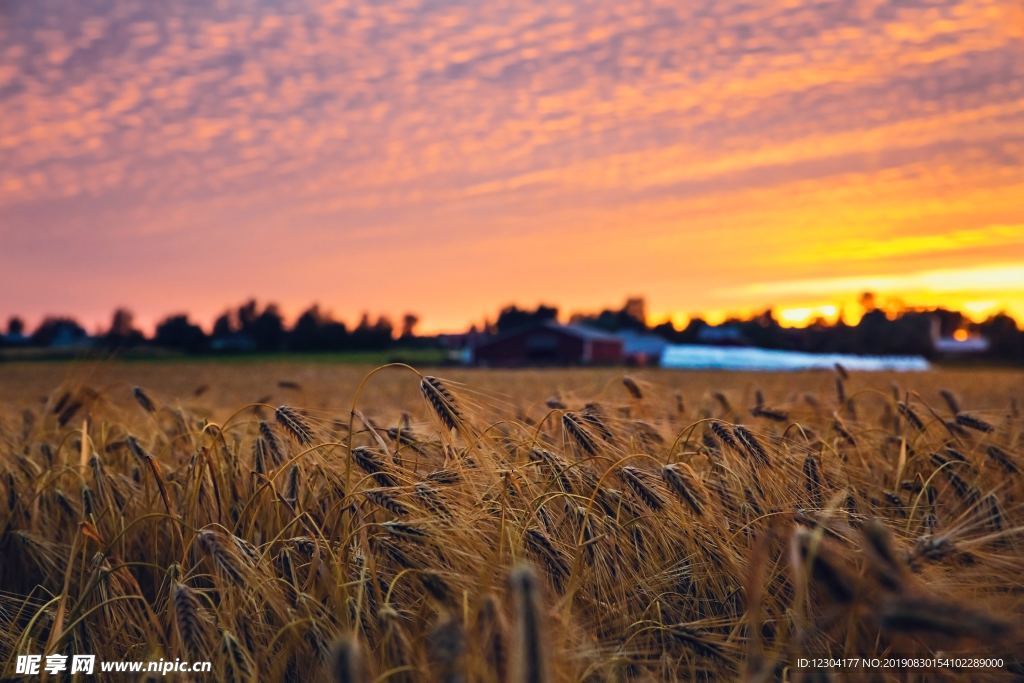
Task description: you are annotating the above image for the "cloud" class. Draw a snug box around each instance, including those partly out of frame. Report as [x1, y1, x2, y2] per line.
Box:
[0, 0, 1022, 329]
[731, 262, 1024, 299]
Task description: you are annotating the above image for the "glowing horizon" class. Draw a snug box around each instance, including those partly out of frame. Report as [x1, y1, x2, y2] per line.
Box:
[2, 0, 1023, 335]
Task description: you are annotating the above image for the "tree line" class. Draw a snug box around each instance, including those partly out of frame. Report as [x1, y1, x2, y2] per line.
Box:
[496, 295, 1024, 361]
[0, 300, 421, 353]
[2, 294, 1022, 361]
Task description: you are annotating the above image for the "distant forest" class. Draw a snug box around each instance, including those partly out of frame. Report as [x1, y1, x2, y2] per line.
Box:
[1, 295, 1022, 361]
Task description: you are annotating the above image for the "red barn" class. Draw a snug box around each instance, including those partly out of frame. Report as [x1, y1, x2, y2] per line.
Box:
[472, 322, 623, 366]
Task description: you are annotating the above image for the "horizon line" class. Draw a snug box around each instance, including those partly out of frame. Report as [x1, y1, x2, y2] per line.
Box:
[4, 294, 1020, 339]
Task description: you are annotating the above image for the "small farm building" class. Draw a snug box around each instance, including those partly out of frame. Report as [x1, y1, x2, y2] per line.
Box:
[472, 322, 623, 366]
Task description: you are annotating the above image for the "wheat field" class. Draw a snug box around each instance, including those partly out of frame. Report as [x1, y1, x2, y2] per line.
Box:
[1, 362, 1022, 681]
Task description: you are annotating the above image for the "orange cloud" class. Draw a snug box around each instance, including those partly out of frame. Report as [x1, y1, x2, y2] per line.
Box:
[0, 0, 1022, 333]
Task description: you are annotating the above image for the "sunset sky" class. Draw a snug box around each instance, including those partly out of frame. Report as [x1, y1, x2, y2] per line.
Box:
[2, 0, 1023, 333]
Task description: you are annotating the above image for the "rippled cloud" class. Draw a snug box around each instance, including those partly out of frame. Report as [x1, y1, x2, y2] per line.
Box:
[1, 0, 1022, 329]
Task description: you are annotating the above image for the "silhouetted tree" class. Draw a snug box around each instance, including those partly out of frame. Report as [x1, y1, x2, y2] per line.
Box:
[155, 314, 207, 353]
[102, 308, 145, 348]
[237, 300, 259, 334]
[375, 315, 394, 338]
[496, 304, 558, 334]
[250, 304, 285, 351]
[212, 311, 235, 338]
[7, 317, 25, 336]
[650, 320, 683, 342]
[623, 297, 647, 326]
[30, 317, 88, 347]
[859, 291, 878, 313]
[289, 305, 350, 351]
[931, 308, 968, 338]
[350, 313, 394, 349]
[400, 313, 420, 340]
[351, 312, 373, 348]
[572, 298, 647, 332]
[978, 313, 1023, 360]
[743, 309, 785, 348]
[291, 305, 325, 351]
[679, 317, 709, 343]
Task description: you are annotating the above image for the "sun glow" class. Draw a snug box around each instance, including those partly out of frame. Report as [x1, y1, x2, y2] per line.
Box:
[775, 305, 840, 328]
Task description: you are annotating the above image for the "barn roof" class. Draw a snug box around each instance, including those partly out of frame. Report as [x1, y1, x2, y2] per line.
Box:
[559, 322, 622, 342]
[474, 321, 622, 349]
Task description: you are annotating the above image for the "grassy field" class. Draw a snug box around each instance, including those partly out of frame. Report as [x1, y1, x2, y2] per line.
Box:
[0, 347, 449, 367]
[1, 361, 1022, 681]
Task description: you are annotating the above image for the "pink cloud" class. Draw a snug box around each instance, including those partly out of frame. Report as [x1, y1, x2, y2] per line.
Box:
[0, 0, 1022, 331]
